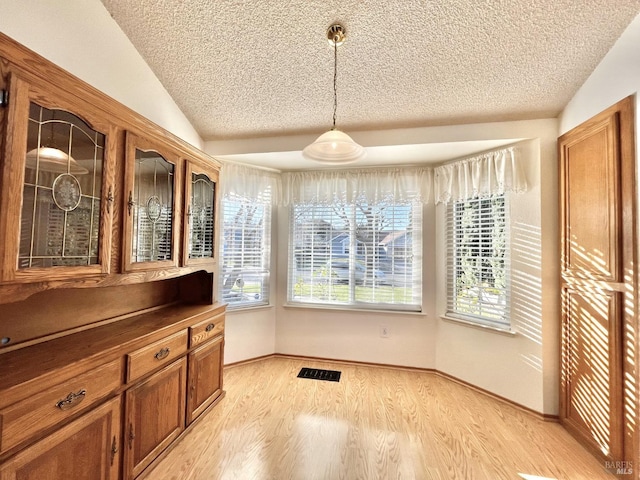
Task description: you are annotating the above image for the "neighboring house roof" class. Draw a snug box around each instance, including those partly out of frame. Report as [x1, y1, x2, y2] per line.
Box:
[379, 231, 409, 246]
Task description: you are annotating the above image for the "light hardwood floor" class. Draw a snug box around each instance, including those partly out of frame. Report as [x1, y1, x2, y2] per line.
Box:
[146, 356, 615, 480]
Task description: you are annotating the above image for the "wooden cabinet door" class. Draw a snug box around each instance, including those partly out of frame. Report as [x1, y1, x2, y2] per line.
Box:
[182, 159, 218, 267]
[0, 396, 121, 480]
[187, 335, 224, 425]
[0, 73, 116, 283]
[122, 131, 182, 273]
[558, 96, 636, 465]
[124, 358, 186, 480]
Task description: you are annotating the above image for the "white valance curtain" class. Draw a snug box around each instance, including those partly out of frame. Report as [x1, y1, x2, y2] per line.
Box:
[219, 162, 281, 203]
[433, 147, 526, 204]
[280, 167, 432, 206]
[220, 146, 525, 206]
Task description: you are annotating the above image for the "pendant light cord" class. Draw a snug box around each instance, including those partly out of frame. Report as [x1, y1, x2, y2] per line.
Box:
[332, 35, 338, 130]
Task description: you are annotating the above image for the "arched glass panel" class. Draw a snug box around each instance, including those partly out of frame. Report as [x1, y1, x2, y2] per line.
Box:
[188, 173, 215, 259]
[20, 103, 105, 268]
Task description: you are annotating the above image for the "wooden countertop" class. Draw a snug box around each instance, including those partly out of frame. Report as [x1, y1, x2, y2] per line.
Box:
[0, 302, 225, 407]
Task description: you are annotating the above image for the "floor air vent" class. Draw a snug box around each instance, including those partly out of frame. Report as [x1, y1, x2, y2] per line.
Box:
[297, 368, 341, 382]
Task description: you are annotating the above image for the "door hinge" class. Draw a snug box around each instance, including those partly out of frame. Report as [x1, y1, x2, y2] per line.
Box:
[0, 89, 7, 107]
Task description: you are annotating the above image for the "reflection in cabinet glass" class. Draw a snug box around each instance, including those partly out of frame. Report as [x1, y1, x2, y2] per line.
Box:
[130, 150, 174, 263]
[188, 173, 215, 259]
[20, 104, 105, 268]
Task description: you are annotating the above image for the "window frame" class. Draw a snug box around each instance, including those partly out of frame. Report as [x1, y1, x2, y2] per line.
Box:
[446, 194, 511, 329]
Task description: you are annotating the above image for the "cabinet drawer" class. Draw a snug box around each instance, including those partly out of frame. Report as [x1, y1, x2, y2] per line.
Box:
[189, 313, 225, 348]
[126, 330, 188, 383]
[0, 358, 122, 454]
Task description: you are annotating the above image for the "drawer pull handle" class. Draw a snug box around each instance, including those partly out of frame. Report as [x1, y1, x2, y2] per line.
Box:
[129, 424, 135, 449]
[154, 347, 170, 360]
[205, 323, 215, 332]
[106, 186, 114, 214]
[55, 389, 86, 410]
[127, 191, 134, 216]
[110, 435, 118, 465]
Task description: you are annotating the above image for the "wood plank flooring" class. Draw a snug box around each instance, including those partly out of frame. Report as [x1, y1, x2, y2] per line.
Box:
[146, 356, 615, 480]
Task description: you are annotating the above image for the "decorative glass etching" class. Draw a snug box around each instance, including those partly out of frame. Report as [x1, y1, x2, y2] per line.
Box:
[188, 173, 215, 259]
[52, 174, 82, 211]
[131, 150, 174, 262]
[19, 103, 105, 268]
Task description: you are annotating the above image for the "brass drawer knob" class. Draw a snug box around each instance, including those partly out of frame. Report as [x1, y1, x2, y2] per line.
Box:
[55, 389, 86, 410]
[154, 347, 170, 360]
[205, 323, 215, 332]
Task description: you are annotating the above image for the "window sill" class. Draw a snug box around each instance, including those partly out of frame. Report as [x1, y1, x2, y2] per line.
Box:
[283, 303, 425, 316]
[226, 303, 274, 313]
[440, 315, 517, 336]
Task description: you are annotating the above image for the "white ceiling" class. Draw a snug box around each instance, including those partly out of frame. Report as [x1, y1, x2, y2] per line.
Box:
[100, 1, 640, 169]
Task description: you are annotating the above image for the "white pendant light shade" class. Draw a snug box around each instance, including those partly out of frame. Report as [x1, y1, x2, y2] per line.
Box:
[25, 147, 88, 174]
[303, 24, 366, 165]
[302, 129, 366, 164]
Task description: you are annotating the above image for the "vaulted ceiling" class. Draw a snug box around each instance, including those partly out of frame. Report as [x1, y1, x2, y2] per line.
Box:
[101, 1, 640, 168]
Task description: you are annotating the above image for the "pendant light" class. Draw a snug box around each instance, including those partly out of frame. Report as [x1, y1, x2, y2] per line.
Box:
[25, 114, 88, 174]
[302, 24, 366, 164]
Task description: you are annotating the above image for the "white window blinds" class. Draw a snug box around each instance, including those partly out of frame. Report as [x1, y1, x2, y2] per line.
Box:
[288, 199, 422, 311]
[219, 163, 276, 309]
[220, 192, 271, 308]
[446, 195, 510, 327]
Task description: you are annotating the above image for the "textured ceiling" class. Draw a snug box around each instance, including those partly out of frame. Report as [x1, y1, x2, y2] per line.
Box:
[100, 0, 640, 169]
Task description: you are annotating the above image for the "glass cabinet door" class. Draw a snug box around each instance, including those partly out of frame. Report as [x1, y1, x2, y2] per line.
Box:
[123, 132, 181, 272]
[0, 74, 115, 283]
[182, 161, 217, 266]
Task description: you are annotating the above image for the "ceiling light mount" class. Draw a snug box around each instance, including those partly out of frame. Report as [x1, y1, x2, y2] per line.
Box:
[303, 22, 366, 164]
[327, 24, 346, 47]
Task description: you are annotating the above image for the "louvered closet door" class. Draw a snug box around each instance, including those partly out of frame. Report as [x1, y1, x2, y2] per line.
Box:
[558, 95, 636, 467]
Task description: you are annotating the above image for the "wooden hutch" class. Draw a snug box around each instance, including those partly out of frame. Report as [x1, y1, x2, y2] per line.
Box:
[0, 32, 225, 480]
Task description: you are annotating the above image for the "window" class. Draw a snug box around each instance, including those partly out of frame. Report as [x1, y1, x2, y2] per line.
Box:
[288, 200, 422, 311]
[219, 191, 271, 308]
[447, 194, 510, 328]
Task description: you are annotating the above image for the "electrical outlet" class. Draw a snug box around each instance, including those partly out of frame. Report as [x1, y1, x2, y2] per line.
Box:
[380, 325, 389, 338]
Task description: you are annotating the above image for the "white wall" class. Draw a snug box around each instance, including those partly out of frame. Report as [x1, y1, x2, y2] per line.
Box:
[223, 306, 277, 364]
[0, 0, 202, 149]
